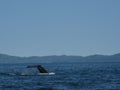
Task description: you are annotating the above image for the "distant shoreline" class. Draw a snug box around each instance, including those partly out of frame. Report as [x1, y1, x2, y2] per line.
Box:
[0, 53, 120, 63]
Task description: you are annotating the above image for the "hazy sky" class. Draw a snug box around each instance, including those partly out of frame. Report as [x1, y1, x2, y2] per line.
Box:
[0, 0, 120, 56]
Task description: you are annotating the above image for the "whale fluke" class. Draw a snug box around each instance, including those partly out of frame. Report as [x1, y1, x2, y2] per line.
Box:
[27, 65, 48, 73]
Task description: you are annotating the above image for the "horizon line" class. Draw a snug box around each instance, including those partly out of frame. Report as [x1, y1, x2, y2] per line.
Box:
[0, 52, 119, 58]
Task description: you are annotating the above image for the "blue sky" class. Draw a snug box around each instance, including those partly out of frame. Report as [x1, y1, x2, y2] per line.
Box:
[0, 0, 120, 56]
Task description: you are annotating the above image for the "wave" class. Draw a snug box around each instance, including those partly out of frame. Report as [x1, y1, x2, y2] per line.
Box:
[0, 72, 31, 76]
[0, 72, 55, 76]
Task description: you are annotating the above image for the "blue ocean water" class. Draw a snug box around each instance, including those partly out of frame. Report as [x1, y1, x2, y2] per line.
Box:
[0, 62, 120, 90]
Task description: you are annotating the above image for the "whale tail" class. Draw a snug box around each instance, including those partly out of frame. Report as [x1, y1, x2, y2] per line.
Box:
[27, 65, 48, 73]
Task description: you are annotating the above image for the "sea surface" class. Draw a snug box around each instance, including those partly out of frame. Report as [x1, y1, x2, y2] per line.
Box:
[0, 62, 120, 90]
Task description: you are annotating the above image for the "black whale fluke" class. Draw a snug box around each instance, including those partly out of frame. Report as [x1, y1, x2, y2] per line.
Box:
[27, 65, 48, 73]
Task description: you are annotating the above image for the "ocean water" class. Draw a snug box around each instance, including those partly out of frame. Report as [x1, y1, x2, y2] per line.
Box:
[0, 62, 120, 90]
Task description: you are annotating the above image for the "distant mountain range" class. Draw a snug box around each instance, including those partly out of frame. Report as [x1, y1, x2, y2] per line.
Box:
[0, 53, 120, 63]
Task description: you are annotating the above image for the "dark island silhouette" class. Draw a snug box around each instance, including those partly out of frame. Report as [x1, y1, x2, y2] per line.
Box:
[0, 53, 120, 63]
